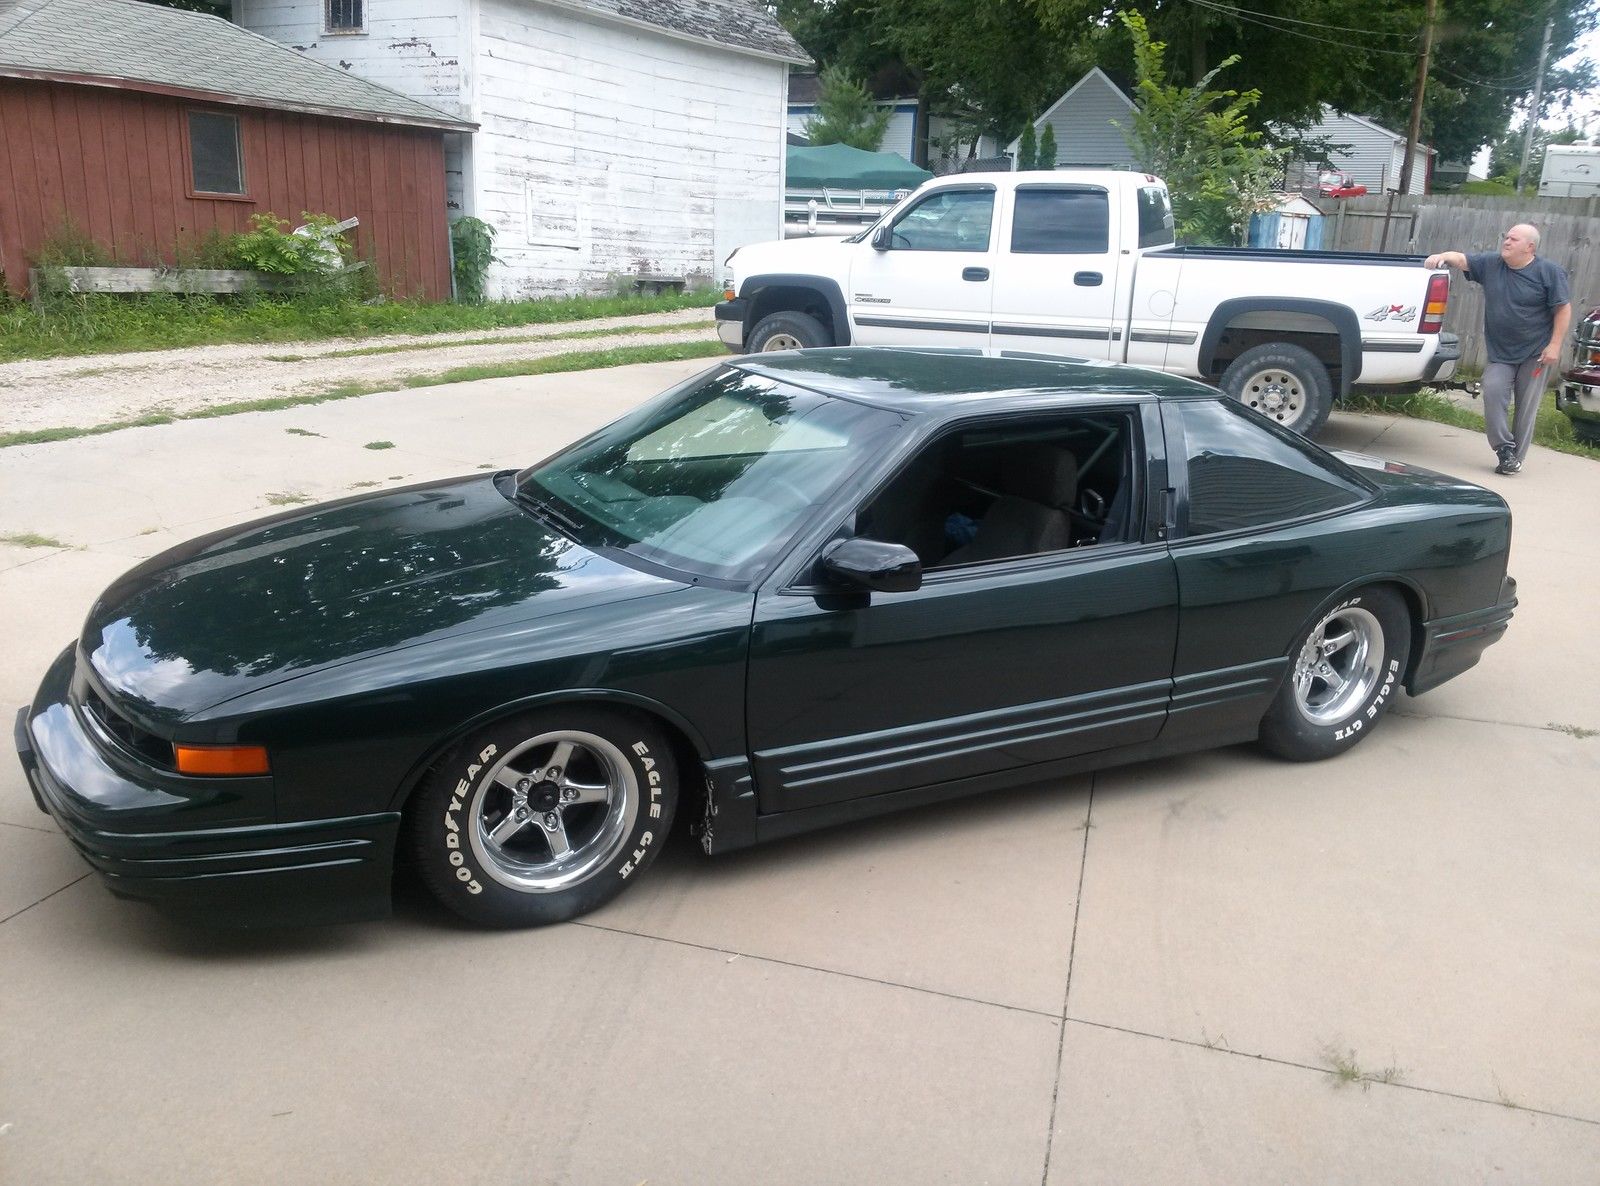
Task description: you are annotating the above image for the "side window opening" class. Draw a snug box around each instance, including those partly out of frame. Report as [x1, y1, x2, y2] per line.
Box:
[887, 190, 995, 252]
[856, 412, 1139, 569]
[1137, 186, 1175, 248]
[188, 111, 244, 196]
[1177, 398, 1366, 535]
[326, 0, 365, 33]
[1010, 189, 1110, 254]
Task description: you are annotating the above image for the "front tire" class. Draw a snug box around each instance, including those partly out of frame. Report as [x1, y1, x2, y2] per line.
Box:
[411, 707, 678, 927]
[1221, 343, 1334, 437]
[1258, 587, 1410, 762]
[748, 310, 830, 352]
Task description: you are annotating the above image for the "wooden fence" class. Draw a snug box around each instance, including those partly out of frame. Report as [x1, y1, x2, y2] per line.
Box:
[1320, 194, 1600, 371]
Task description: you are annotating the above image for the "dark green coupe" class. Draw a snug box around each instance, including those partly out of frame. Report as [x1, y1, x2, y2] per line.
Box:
[16, 350, 1517, 929]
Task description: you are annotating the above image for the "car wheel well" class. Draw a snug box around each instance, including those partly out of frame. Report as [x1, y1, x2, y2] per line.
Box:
[394, 697, 708, 837]
[1368, 578, 1429, 686]
[750, 286, 837, 343]
[1206, 323, 1343, 385]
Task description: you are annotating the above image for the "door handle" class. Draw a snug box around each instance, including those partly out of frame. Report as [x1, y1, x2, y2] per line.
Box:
[962, 267, 990, 282]
[1074, 271, 1103, 286]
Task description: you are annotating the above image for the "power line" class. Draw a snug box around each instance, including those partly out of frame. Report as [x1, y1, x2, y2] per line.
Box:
[1184, 0, 1548, 92]
[1183, 0, 1417, 39]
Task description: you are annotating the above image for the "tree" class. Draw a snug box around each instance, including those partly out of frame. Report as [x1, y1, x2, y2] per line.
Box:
[1116, 11, 1283, 246]
[804, 65, 893, 150]
[1026, 0, 1598, 167]
[1489, 121, 1588, 189]
[1018, 122, 1038, 170]
[1037, 123, 1058, 170]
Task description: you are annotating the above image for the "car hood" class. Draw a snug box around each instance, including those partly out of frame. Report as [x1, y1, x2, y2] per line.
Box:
[81, 475, 683, 722]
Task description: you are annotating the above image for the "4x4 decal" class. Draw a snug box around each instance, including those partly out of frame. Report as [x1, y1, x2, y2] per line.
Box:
[1365, 304, 1417, 323]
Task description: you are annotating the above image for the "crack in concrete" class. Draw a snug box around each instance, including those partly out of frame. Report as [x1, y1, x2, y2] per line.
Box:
[1392, 710, 1597, 736]
[571, 919, 1062, 1022]
[0, 873, 90, 927]
[1064, 1017, 1600, 1129]
[0, 819, 57, 835]
[1040, 774, 1096, 1185]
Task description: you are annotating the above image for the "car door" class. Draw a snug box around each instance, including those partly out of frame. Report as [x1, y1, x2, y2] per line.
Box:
[989, 184, 1122, 359]
[744, 403, 1179, 816]
[848, 185, 997, 347]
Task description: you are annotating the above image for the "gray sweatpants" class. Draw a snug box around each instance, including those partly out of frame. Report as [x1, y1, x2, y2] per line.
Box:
[1481, 358, 1546, 461]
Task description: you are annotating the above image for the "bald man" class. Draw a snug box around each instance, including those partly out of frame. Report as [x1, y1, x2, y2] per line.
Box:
[1425, 225, 1570, 475]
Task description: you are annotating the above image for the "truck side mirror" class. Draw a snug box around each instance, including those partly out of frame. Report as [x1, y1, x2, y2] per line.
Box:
[871, 225, 893, 252]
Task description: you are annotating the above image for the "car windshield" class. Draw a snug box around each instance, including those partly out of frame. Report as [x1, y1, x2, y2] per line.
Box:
[514, 366, 901, 581]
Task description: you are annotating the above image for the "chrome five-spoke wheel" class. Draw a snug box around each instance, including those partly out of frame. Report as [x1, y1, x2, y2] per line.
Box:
[468, 730, 637, 893]
[1291, 604, 1384, 726]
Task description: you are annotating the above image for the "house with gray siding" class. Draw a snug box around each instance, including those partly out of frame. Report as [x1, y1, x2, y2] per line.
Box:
[1296, 108, 1431, 195]
[1006, 68, 1137, 169]
[236, 0, 806, 298]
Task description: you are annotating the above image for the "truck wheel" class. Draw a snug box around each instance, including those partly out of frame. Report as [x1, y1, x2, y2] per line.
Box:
[748, 311, 830, 352]
[1221, 343, 1333, 436]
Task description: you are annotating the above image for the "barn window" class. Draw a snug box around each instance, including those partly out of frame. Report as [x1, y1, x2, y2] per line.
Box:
[325, 0, 364, 33]
[188, 112, 245, 196]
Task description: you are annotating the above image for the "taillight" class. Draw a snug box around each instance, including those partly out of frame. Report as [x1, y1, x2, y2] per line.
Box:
[1419, 273, 1448, 334]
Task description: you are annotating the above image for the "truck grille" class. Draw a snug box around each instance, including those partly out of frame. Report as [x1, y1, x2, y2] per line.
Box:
[81, 685, 175, 769]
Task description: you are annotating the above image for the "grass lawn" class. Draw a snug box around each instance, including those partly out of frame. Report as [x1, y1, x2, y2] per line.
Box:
[0, 289, 720, 363]
[1343, 388, 1600, 461]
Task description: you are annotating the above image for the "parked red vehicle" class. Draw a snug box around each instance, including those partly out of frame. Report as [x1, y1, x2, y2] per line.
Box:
[1318, 170, 1369, 199]
[1556, 307, 1600, 444]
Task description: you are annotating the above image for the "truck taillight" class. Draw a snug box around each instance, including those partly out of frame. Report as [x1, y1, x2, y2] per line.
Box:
[1419, 273, 1448, 334]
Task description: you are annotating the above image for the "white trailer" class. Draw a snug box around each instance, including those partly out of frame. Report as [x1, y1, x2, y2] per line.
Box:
[1538, 144, 1600, 197]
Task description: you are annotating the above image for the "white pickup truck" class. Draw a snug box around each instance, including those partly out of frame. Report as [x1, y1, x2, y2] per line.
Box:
[715, 170, 1459, 435]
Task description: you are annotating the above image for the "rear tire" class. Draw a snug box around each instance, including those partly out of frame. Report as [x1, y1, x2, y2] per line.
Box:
[748, 310, 830, 352]
[1221, 343, 1334, 437]
[410, 707, 677, 927]
[1258, 587, 1410, 762]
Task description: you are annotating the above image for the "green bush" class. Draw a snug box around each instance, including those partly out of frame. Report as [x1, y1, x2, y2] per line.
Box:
[449, 216, 498, 303]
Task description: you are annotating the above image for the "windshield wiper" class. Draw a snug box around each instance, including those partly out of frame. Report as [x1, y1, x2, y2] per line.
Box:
[514, 489, 584, 536]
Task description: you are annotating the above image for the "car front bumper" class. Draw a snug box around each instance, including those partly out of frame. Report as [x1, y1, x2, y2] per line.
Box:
[714, 298, 748, 350]
[1406, 575, 1517, 696]
[1556, 377, 1600, 417]
[15, 650, 399, 928]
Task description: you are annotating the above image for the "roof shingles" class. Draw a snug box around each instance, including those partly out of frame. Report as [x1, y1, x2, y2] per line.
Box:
[0, 0, 473, 130]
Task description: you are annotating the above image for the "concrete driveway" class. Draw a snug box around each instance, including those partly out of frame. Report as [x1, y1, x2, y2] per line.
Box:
[2, 362, 1597, 1184]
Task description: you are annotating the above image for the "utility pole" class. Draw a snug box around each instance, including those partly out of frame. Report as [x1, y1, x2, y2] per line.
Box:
[1399, 0, 1437, 196]
[1516, 15, 1556, 193]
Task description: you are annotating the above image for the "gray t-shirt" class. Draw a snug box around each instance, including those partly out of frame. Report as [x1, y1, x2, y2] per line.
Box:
[1465, 252, 1571, 364]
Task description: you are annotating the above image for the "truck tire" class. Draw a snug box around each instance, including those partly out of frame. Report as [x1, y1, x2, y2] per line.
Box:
[748, 310, 830, 352]
[1220, 343, 1334, 437]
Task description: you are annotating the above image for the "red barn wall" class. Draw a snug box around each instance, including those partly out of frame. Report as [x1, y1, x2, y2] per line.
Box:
[0, 78, 453, 299]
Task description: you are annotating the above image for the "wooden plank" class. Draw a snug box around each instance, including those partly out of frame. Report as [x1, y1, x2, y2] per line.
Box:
[73, 89, 116, 252]
[31, 266, 299, 294]
[122, 95, 158, 265]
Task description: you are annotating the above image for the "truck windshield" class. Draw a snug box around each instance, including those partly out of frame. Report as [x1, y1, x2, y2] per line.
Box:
[514, 367, 900, 582]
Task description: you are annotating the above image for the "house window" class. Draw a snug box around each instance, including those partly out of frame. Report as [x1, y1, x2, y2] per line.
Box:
[188, 111, 245, 196]
[325, 0, 364, 33]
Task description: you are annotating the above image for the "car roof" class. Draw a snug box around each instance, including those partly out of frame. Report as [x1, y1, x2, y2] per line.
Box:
[729, 347, 1214, 415]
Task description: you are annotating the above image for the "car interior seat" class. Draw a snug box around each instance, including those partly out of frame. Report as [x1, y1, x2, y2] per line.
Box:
[942, 444, 1078, 566]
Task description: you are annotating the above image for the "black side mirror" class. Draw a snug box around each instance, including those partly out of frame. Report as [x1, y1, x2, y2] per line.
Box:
[821, 538, 922, 593]
[871, 225, 892, 252]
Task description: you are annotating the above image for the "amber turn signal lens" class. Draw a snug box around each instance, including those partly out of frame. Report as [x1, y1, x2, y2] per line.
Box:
[174, 745, 270, 776]
[723, 288, 735, 302]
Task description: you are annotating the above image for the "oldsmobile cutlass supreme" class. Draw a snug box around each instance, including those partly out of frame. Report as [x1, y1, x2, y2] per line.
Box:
[15, 349, 1516, 929]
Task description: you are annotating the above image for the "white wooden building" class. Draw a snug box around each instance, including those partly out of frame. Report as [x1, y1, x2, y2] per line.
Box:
[1296, 108, 1432, 196]
[236, 0, 807, 297]
[1007, 68, 1138, 169]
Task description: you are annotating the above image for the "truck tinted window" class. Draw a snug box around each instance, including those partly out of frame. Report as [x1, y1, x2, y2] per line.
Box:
[1138, 186, 1175, 247]
[1009, 189, 1109, 254]
[1178, 400, 1365, 535]
[888, 190, 994, 252]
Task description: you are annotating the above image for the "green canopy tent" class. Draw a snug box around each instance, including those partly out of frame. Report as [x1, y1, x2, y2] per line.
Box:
[786, 143, 932, 189]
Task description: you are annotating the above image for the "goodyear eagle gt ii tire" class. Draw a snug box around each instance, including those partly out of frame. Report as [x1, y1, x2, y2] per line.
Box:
[1221, 342, 1334, 437]
[412, 707, 678, 927]
[1258, 587, 1411, 762]
[747, 310, 830, 352]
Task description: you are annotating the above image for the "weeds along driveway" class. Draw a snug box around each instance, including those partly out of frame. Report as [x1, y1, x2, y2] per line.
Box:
[0, 306, 716, 437]
[1, 368, 1598, 1183]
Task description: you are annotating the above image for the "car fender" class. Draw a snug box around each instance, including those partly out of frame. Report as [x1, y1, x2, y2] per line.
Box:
[1200, 297, 1363, 391]
[1276, 574, 1431, 690]
[385, 688, 719, 812]
[739, 274, 852, 345]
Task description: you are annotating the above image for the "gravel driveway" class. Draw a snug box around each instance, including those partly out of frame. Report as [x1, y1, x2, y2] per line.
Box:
[0, 306, 717, 435]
